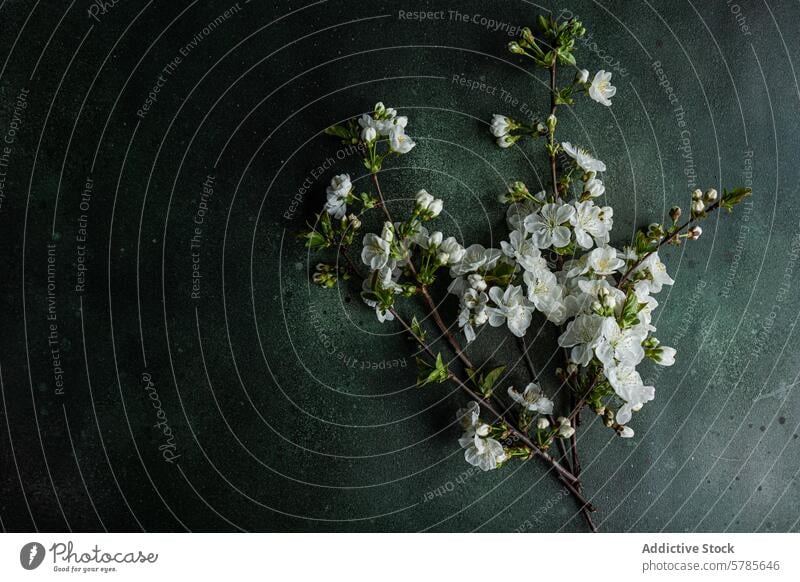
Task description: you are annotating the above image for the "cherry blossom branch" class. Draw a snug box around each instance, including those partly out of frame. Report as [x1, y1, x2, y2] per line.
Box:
[336, 246, 595, 512]
[617, 200, 721, 288]
[389, 310, 594, 511]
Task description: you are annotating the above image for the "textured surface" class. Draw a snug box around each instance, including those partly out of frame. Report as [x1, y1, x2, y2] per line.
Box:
[0, 0, 798, 532]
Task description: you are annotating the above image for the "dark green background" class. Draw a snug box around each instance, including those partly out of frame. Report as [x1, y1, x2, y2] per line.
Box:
[0, 0, 798, 532]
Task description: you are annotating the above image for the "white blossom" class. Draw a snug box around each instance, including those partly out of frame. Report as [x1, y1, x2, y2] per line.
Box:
[653, 346, 676, 366]
[490, 114, 513, 137]
[605, 364, 655, 424]
[463, 433, 507, 471]
[584, 177, 605, 198]
[389, 126, 416, 154]
[487, 285, 534, 337]
[524, 203, 575, 249]
[587, 245, 625, 275]
[501, 230, 547, 273]
[558, 314, 603, 365]
[439, 237, 466, 264]
[562, 142, 607, 173]
[588, 70, 616, 106]
[570, 200, 609, 249]
[595, 318, 647, 367]
[507, 383, 554, 414]
[323, 174, 351, 219]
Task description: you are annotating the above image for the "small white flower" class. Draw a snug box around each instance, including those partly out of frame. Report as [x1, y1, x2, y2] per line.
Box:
[361, 126, 377, 143]
[577, 69, 590, 84]
[536, 417, 550, 430]
[558, 314, 603, 366]
[323, 174, 352, 219]
[557, 417, 575, 438]
[587, 245, 625, 275]
[595, 317, 647, 367]
[588, 70, 616, 106]
[439, 237, 466, 264]
[500, 230, 547, 272]
[428, 231, 443, 247]
[467, 273, 487, 292]
[507, 383, 554, 414]
[463, 433, 506, 471]
[487, 285, 534, 337]
[605, 364, 655, 424]
[619, 426, 635, 438]
[389, 126, 416, 154]
[637, 253, 674, 293]
[523, 269, 564, 316]
[429, 199, 443, 217]
[415, 189, 434, 209]
[451, 244, 491, 275]
[562, 142, 607, 172]
[490, 114, 514, 137]
[570, 200, 609, 249]
[361, 232, 391, 270]
[584, 177, 605, 198]
[654, 346, 676, 366]
[524, 203, 575, 249]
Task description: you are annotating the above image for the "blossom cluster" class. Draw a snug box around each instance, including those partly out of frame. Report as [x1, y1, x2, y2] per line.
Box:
[304, 16, 751, 483]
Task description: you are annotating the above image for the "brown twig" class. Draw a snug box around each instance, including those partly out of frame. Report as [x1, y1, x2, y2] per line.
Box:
[616, 201, 721, 288]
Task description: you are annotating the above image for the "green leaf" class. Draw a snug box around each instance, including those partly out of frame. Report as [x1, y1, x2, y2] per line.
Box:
[720, 187, 752, 211]
[301, 230, 328, 250]
[480, 365, 506, 397]
[416, 353, 449, 386]
[619, 290, 643, 328]
[323, 125, 350, 139]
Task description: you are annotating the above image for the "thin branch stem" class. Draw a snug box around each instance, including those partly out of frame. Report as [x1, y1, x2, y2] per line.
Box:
[617, 201, 720, 287]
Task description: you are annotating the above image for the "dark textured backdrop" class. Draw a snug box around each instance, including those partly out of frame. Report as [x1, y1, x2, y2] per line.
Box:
[0, 0, 798, 532]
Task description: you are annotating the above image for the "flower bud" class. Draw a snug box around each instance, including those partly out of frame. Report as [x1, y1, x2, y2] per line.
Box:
[547, 114, 557, 134]
[576, 69, 589, 84]
[429, 199, 444, 217]
[429, 231, 443, 247]
[361, 126, 376, 143]
[691, 188, 703, 201]
[415, 189, 434, 209]
[468, 274, 487, 292]
[566, 363, 578, 376]
[704, 188, 718, 203]
[619, 426, 634, 438]
[536, 417, 550, 430]
[688, 226, 703, 240]
[474, 310, 488, 325]
[348, 214, 361, 230]
[669, 206, 682, 223]
[691, 199, 705, 214]
[508, 41, 526, 55]
[436, 252, 449, 264]
[521, 27, 535, 46]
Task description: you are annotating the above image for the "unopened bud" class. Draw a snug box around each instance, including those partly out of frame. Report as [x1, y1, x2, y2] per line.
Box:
[704, 188, 718, 203]
[691, 199, 705, 214]
[508, 41, 526, 55]
[669, 206, 682, 222]
[691, 188, 703, 201]
[536, 418, 549, 430]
